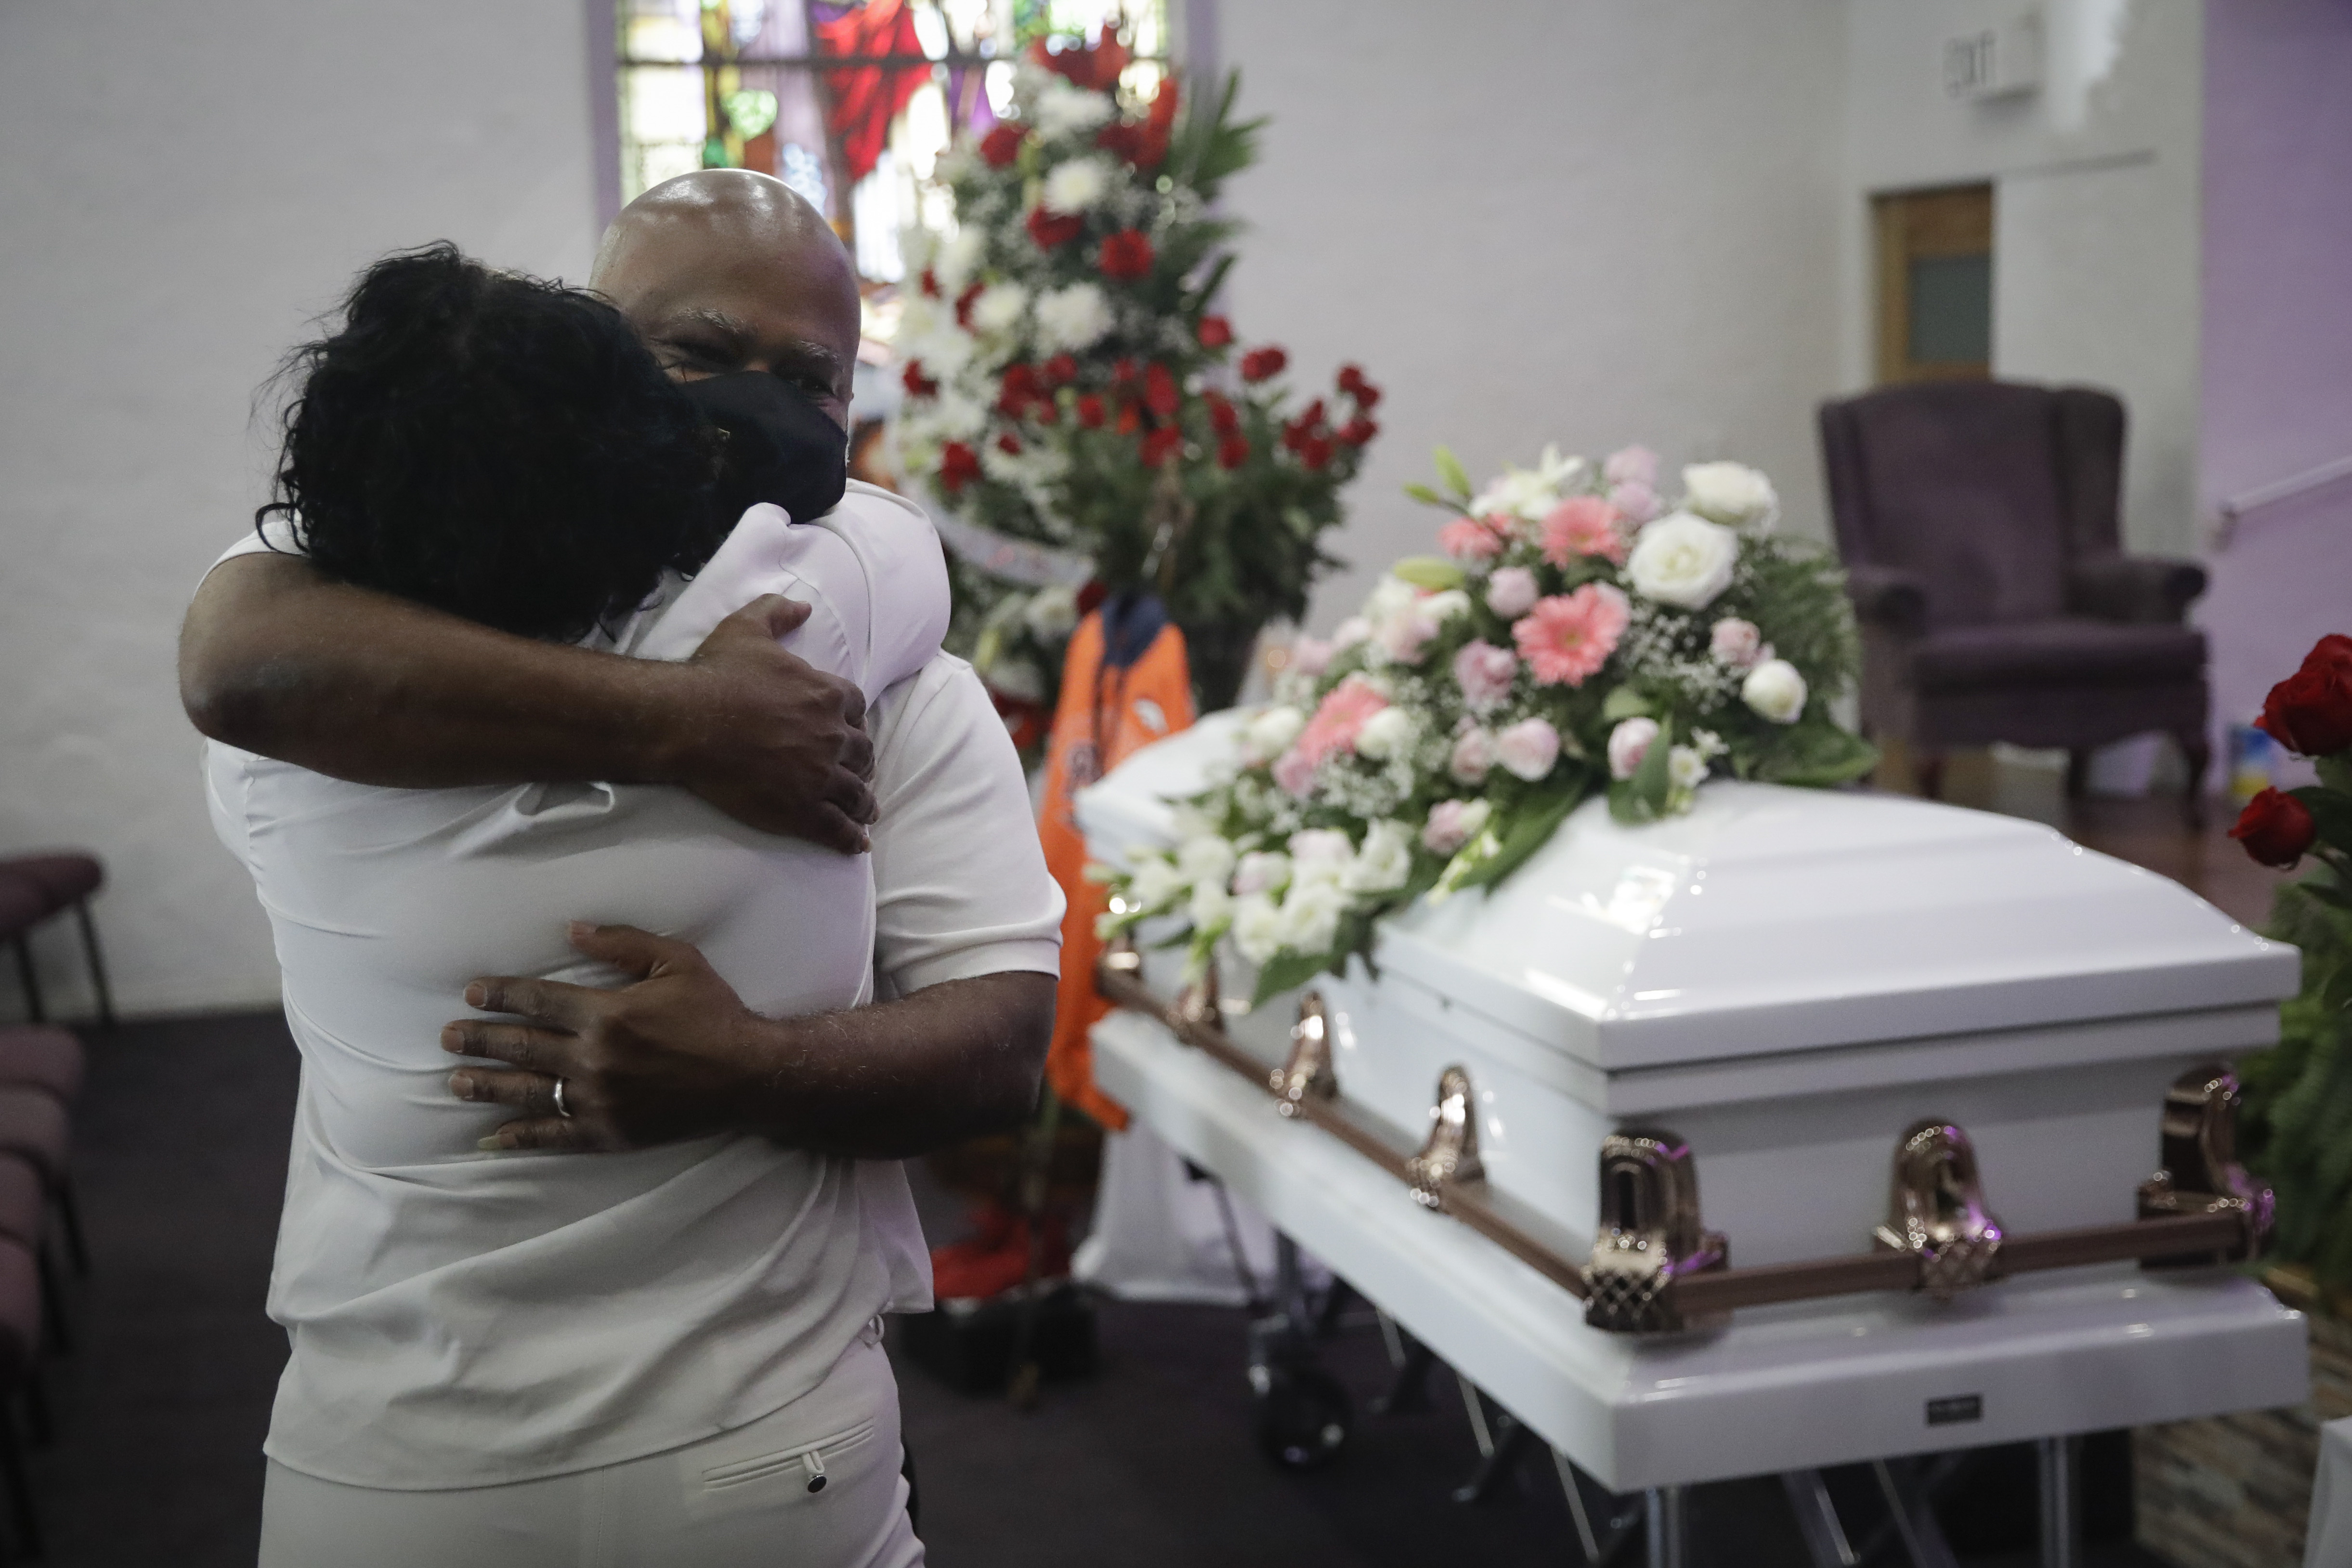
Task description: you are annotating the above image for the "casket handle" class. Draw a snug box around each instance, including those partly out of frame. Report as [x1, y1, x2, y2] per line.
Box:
[1871, 1120, 2007, 1299]
[1404, 1066, 1483, 1208]
[1176, 954, 1222, 1028]
[1270, 992, 1340, 1118]
[2135, 1064, 2274, 1268]
[1580, 1130, 1729, 1334]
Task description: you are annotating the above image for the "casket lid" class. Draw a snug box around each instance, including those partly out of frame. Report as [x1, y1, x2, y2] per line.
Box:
[1076, 716, 2300, 1073]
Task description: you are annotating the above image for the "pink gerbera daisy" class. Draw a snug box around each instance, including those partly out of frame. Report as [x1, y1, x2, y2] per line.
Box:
[1539, 496, 1627, 567]
[1437, 515, 1510, 562]
[1513, 584, 1630, 686]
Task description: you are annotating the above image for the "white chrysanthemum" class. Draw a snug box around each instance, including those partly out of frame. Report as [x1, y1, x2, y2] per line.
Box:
[968, 282, 1028, 337]
[1189, 880, 1234, 932]
[1177, 834, 1238, 888]
[1034, 282, 1114, 351]
[932, 228, 986, 290]
[1352, 707, 1417, 762]
[1041, 155, 1113, 214]
[1342, 820, 1414, 895]
[1127, 856, 1185, 911]
[1032, 78, 1115, 137]
[1277, 880, 1350, 955]
[1022, 583, 1080, 640]
[926, 390, 988, 440]
[1231, 894, 1283, 965]
[1241, 705, 1305, 765]
[1468, 444, 1588, 521]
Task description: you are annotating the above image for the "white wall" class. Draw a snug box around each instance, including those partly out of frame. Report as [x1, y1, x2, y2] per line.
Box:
[1214, 1, 1851, 629]
[0, 0, 602, 1017]
[1840, 0, 2204, 557]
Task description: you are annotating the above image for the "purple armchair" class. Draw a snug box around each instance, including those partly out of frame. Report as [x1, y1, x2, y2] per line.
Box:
[1819, 381, 2209, 823]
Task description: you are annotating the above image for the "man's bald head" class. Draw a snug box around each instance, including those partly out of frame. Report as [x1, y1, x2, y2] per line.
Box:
[592, 170, 862, 430]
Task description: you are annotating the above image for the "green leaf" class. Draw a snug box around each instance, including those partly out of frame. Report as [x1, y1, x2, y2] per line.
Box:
[1601, 687, 1655, 722]
[1251, 947, 1332, 1008]
[1752, 716, 1880, 787]
[1432, 446, 1472, 503]
[2291, 786, 2352, 849]
[1390, 555, 1465, 591]
[1451, 788, 1584, 893]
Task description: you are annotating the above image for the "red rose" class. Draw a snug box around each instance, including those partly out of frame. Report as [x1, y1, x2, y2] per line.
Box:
[1197, 315, 1233, 350]
[2230, 787, 2317, 868]
[1300, 435, 1334, 471]
[901, 361, 937, 399]
[2257, 635, 2352, 757]
[1041, 353, 1078, 388]
[1203, 391, 1239, 436]
[1075, 393, 1106, 429]
[996, 432, 1023, 456]
[995, 362, 1040, 417]
[1336, 364, 1381, 409]
[1140, 426, 1183, 467]
[939, 441, 982, 495]
[1339, 416, 1378, 446]
[1029, 36, 1129, 92]
[980, 124, 1025, 168]
[1143, 362, 1178, 418]
[1112, 357, 1141, 385]
[1026, 208, 1083, 250]
[1099, 229, 1154, 282]
[1241, 346, 1288, 383]
[918, 268, 940, 299]
[954, 282, 983, 329]
[1095, 122, 1144, 163]
[1217, 433, 1249, 470]
[1137, 78, 1178, 167]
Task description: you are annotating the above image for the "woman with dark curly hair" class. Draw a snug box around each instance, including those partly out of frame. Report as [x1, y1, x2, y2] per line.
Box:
[205, 242, 947, 1565]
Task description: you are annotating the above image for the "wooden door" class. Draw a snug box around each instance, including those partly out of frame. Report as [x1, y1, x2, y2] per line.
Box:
[1873, 184, 1994, 384]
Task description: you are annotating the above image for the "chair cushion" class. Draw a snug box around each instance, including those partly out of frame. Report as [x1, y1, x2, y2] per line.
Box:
[0, 875, 40, 942]
[0, 1028, 82, 1105]
[0, 1091, 70, 1188]
[2, 853, 102, 915]
[1910, 618, 2207, 695]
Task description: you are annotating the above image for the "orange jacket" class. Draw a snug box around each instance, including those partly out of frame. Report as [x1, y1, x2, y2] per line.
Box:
[1037, 596, 1195, 1130]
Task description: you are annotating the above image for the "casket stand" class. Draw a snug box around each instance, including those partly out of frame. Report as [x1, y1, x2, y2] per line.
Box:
[1076, 712, 2310, 1567]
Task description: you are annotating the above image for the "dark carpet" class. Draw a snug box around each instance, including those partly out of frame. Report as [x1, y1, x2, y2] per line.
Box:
[24, 1011, 2167, 1566]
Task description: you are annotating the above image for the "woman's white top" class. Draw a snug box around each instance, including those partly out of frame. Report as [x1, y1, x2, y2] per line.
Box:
[203, 485, 1058, 1490]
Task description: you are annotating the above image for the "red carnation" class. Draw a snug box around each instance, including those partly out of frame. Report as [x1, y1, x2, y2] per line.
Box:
[996, 432, 1023, 456]
[902, 361, 937, 399]
[1115, 400, 1143, 436]
[939, 441, 982, 495]
[918, 268, 940, 299]
[1204, 391, 1239, 436]
[1241, 346, 1288, 383]
[1138, 78, 1178, 167]
[1112, 357, 1141, 385]
[1140, 426, 1183, 467]
[996, 362, 1041, 417]
[1336, 363, 1381, 410]
[1075, 393, 1106, 429]
[1144, 363, 1179, 418]
[954, 282, 983, 329]
[1217, 433, 1249, 470]
[1041, 353, 1078, 388]
[1099, 229, 1154, 282]
[1027, 207, 1084, 250]
[1197, 315, 1233, 350]
[980, 124, 1025, 168]
[1029, 35, 1129, 93]
[2257, 635, 2352, 757]
[1299, 435, 1334, 471]
[2230, 786, 2318, 868]
[1339, 416, 1378, 446]
[1095, 122, 1144, 163]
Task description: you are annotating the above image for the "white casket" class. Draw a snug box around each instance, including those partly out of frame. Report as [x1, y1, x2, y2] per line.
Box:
[1076, 711, 2312, 1490]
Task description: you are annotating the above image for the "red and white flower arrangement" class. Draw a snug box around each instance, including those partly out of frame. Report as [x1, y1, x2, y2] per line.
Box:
[1100, 443, 1875, 999]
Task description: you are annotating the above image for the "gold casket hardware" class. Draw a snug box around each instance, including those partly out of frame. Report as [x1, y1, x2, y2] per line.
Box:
[1269, 991, 1339, 1119]
[1176, 955, 1221, 1028]
[2135, 1063, 2275, 1268]
[1581, 1130, 1730, 1334]
[1100, 931, 1143, 977]
[1873, 1119, 2007, 1298]
[1404, 1066, 1485, 1208]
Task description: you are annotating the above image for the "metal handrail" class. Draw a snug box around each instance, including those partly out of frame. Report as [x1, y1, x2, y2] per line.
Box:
[2213, 453, 2352, 549]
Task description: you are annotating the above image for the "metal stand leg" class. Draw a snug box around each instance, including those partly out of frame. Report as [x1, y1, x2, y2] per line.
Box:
[1644, 1486, 1687, 1568]
[2038, 1435, 2081, 1568]
[9, 940, 40, 1026]
[1780, 1470, 1858, 1568]
[71, 902, 114, 1031]
[1451, 1409, 1533, 1503]
[1870, 1458, 1960, 1568]
[1371, 1327, 1436, 1414]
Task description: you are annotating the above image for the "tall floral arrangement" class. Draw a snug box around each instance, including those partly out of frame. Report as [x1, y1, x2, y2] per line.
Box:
[2227, 636, 2352, 1297]
[891, 38, 1379, 715]
[1100, 444, 1875, 1001]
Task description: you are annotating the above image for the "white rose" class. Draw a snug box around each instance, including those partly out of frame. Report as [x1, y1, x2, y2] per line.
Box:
[1343, 820, 1415, 894]
[1353, 706, 1417, 761]
[1022, 583, 1080, 640]
[1277, 880, 1350, 955]
[1242, 705, 1306, 765]
[1287, 828, 1354, 887]
[1189, 880, 1234, 931]
[1607, 716, 1659, 781]
[1127, 856, 1186, 911]
[1668, 745, 1711, 791]
[1230, 894, 1284, 964]
[1033, 282, 1113, 352]
[1232, 850, 1291, 897]
[1176, 834, 1238, 888]
[968, 282, 1029, 337]
[1041, 155, 1113, 214]
[1422, 589, 1472, 622]
[1741, 658, 1808, 724]
[1625, 511, 1739, 611]
[1681, 461, 1779, 531]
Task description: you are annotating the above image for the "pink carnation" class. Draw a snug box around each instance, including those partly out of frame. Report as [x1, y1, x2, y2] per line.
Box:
[1437, 516, 1509, 562]
[1604, 444, 1660, 488]
[1290, 635, 1336, 679]
[1451, 640, 1518, 714]
[1541, 497, 1627, 567]
[1512, 583, 1630, 687]
[1272, 747, 1318, 797]
[1292, 673, 1389, 768]
[1607, 716, 1659, 780]
[1449, 727, 1496, 784]
[1423, 799, 1486, 855]
[1485, 565, 1539, 619]
[1709, 617, 1767, 670]
[1609, 481, 1661, 525]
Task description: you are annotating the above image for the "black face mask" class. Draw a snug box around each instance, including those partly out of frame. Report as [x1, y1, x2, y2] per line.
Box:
[677, 371, 849, 533]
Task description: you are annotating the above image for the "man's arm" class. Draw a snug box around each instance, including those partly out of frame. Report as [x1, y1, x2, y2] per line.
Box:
[179, 553, 875, 851]
[444, 923, 1052, 1157]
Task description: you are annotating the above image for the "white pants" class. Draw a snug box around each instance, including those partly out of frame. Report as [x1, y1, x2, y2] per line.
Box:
[258, 1335, 923, 1568]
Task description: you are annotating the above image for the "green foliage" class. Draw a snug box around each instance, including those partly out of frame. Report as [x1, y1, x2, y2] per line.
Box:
[2243, 873, 2352, 1296]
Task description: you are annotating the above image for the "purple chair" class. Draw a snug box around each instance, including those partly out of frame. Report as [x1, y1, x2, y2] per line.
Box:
[0, 852, 113, 1030]
[1819, 381, 2210, 823]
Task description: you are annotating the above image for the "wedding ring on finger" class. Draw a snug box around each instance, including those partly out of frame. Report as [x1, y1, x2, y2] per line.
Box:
[553, 1077, 574, 1120]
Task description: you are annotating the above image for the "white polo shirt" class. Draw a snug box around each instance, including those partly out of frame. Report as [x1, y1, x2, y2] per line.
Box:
[202, 484, 1063, 1489]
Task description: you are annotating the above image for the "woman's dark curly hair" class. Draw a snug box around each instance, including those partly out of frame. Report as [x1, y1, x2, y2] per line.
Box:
[259, 242, 718, 642]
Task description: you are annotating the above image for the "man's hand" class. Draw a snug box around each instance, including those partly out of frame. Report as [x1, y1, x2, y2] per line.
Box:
[668, 595, 876, 853]
[444, 923, 1056, 1157]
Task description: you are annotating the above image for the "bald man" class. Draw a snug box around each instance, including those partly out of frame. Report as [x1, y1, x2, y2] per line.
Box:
[183, 172, 1058, 1165]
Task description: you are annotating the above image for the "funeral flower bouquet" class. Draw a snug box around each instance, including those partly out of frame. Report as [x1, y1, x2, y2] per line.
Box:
[891, 35, 1377, 714]
[1098, 444, 1875, 1002]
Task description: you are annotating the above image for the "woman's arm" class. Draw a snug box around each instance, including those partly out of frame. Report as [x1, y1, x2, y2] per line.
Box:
[179, 553, 877, 851]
